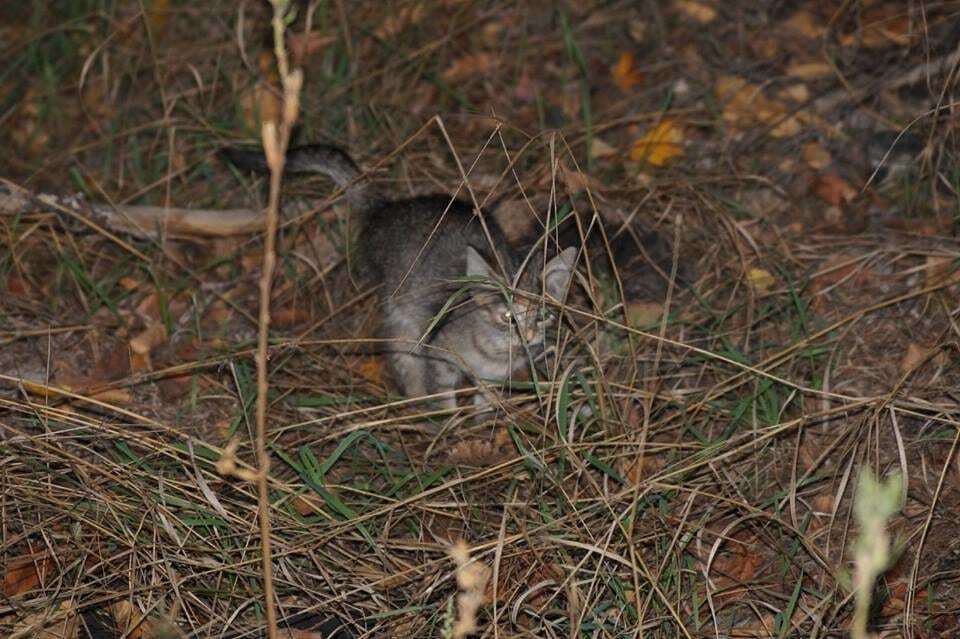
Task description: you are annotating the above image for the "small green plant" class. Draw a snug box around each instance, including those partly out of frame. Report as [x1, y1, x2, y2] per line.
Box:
[851, 469, 903, 639]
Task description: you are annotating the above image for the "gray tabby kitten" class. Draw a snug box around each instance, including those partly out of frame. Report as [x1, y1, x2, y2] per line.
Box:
[224, 144, 576, 409]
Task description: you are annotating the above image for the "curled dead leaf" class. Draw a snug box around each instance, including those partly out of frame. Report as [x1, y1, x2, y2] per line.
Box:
[611, 52, 642, 91]
[629, 118, 684, 166]
[811, 173, 856, 206]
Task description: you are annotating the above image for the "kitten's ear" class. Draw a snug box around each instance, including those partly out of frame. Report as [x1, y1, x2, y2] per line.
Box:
[466, 246, 497, 282]
[543, 247, 577, 300]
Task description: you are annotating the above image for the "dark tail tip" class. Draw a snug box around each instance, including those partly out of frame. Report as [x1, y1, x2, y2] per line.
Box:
[219, 146, 270, 174]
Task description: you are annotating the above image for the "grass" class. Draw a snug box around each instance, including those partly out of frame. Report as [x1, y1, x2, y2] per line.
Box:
[1, 1, 959, 638]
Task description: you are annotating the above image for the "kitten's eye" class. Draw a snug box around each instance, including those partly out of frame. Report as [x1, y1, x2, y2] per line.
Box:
[498, 310, 514, 326]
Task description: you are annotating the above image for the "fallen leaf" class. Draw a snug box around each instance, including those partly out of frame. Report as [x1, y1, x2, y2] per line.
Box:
[6, 273, 32, 296]
[629, 118, 684, 166]
[675, 1, 717, 23]
[786, 61, 833, 80]
[802, 142, 832, 169]
[117, 276, 140, 292]
[839, 8, 915, 49]
[560, 162, 601, 193]
[611, 52, 642, 91]
[715, 75, 804, 138]
[113, 601, 152, 639]
[811, 173, 856, 206]
[784, 10, 824, 39]
[924, 255, 960, 288]
[356, 357, 385, 385]
[288, 31, 336, 64]
[589, 137, 617, 159]
[441, 52, 498, 83]
[900, 343, 930, 373]
[272, 306, 310, 327]
[129, 322, 167, 371]
[627, 19, 647, 42]
[3, 553, 53, 597]
[12, 600, 79, 639]
[746, 267, 775, 293]
[778, 83, 810, 103]
[375, 2, 427, 39]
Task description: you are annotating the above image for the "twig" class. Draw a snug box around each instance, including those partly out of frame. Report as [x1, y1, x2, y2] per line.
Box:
[0, 180, 264, 239]
[253, 1, 303, 638]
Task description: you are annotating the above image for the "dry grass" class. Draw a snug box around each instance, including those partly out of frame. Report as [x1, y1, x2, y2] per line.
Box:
[1, 1, 959, 637]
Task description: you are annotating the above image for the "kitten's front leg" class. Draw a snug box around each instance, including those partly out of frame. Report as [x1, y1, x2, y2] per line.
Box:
[428, 358, 463, 412]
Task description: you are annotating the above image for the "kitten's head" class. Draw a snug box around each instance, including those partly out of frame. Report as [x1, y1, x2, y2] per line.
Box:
[465, 245, 577, 355]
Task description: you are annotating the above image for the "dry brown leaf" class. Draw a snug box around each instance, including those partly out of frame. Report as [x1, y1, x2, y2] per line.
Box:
[113, 601, 152, 639]
[629, 118, 684, 166]
[589, 137, 617, 159]
[117, 276, 140, 292]
[802, 142, 832, 170]
[130, 322, 167, 359]
[288, 31, 336, 65]
[811, 173, 856, 206]
[900, 343, 930, 373]
[840, 8, 915, 49]
[3, 554, 52, 597]
[786, 61, 833, 80]
[375, 2, 427, 39]
[924, 255, 960, 288]
[6, 273, 32, 297]
[560, 162, 601, 194]
[12, 600, 79, 639]
[778, 83, 810, 103]
[356, 357, 385, 385]
[675, 0, 717, 23]
[441, 52, 498, 83]
[272, 306, 310, 327]
[611, 52, 642, 91]
[784, 9, 824, 39]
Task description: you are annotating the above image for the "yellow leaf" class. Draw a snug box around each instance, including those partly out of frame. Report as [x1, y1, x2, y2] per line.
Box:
[675, 1, 717, 24]
[611, 52, 642, 91]
[747, 267, 775, 293]
[716, 75, 805, 138]
[630, 119, 684, 166]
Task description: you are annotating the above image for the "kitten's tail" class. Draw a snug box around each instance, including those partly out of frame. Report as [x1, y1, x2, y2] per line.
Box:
[220, 143, 378, 211]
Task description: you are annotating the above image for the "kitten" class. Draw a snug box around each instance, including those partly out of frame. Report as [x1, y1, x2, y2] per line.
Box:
[223, 144, 576, 409]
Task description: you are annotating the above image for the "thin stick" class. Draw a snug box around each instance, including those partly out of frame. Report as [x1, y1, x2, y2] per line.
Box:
[254, 1, 303, 637]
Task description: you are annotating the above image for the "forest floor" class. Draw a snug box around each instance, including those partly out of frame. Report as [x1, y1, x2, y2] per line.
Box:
[1, 1, 959, 637]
